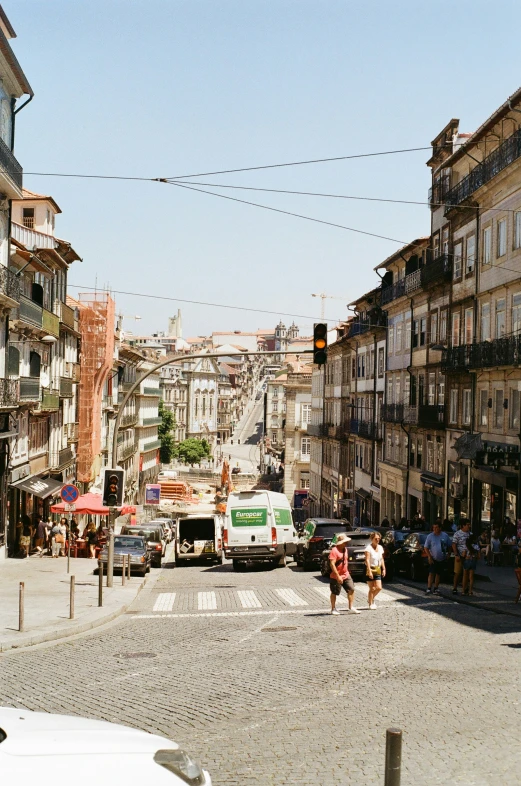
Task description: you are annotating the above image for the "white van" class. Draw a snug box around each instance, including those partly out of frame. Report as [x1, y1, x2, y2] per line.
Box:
[175, 514, 223, 564]
[224, 490, 297, 570]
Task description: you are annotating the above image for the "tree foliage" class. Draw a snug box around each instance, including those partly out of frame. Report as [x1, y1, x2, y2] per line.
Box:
[176, 438, 212, 466]
[158, 400, 175, 464]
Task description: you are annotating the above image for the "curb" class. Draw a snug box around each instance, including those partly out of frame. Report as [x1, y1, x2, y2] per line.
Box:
[0, 574, 149, 654]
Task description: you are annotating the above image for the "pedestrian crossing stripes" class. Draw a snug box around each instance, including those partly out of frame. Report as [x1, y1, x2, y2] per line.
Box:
[198, 591, 217, 610]
[314, 586, 348, 604]
[153, 593, 176, 612]
[237, 590, 262, 608]
[274, 588, 308, 607]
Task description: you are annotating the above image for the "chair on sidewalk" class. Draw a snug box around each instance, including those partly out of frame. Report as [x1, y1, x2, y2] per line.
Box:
[491, 550, 504, 566]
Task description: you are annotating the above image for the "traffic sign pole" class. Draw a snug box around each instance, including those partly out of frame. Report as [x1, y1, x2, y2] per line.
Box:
[60, 486, 79, 574]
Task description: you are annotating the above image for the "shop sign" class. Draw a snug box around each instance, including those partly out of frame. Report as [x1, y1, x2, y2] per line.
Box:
[476, 442, 520, 470]
[145, 484, 161, 505]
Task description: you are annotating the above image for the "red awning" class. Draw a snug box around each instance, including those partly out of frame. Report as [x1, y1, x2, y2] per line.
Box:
[51, 492, 136, 516]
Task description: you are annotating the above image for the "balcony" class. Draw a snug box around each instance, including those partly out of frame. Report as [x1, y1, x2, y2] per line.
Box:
[41, 388, 59, 411]
[381, 403, 404, 423]
[442, 336, 521, 372]
[121, 411, 138, 428]
[307, 423, 329, 437]
[142, 439, 161, 452]
[66, 422, 79, 443]
[142, 416, 162, 426]
[0, 135, 23, 197]
[54, 300, 76, 330]
[421, 254, 451, 287]
[0, 266, 20, 306]
[59, 377, 74, 397]
[42, 308, 60, 338]
[418, 405, 446, 429]
[405, 269, 421, 295]
[142, 386, 160, 396]
[346, 312, 388, 338]
[350, 419, 382, 440]
[11, 222, 56, 250]
[17, 295, 42, 329]
[49, 446, 74, 469]
[117, 440, 139, 462]
[381, 278, 406, 305]
[0, 377, 19, 408]
[444, 127, 521, 213]
[19, 377, 41, 401]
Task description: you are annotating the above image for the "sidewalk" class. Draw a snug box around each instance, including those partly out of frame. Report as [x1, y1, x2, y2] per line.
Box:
[0, 552, 155, 652]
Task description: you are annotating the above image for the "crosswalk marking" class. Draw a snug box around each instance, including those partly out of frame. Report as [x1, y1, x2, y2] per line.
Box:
[237, 590, 262, 608]
[198, 591, 217, 610]
[275, 588, 308, 607]
[153, 593, 176, 612]
[314, 586, 348, 604]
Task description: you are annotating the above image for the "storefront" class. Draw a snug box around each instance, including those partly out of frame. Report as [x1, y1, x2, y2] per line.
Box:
[380, 466, 406, 524]
[470, 440, 520, 534]
[447, 461, 469, 525]
[421, 472, 444, 527]
[7, 473, 63, 557]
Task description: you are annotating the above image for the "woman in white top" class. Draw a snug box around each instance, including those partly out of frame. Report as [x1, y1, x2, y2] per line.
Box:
[364, 531, 386, 609]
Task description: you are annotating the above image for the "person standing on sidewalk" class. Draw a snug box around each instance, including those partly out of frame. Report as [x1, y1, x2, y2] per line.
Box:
[329, 534, 360, 616]
[462, 532, 480, 596]
[425, 520, 452, 594]
[452, 519, 471, 595]
[365, 531, 385, 609]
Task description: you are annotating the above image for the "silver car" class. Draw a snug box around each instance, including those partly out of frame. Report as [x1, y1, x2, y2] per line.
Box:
[99, 535, 150, 577]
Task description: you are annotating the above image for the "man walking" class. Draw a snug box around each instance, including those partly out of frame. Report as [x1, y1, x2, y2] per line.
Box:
[452, 519, 471, 594]
[425, 520, 452, 594]
[329, 533, 360, 615]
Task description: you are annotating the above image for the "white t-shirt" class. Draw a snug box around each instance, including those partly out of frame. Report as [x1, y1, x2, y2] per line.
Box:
[365, 543, 384, 567]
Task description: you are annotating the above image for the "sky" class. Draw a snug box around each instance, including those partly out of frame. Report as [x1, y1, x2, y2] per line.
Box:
[7, 0, 521, 338]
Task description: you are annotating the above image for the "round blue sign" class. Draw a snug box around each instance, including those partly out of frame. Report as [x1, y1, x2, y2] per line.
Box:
[61, 484, 80, 503]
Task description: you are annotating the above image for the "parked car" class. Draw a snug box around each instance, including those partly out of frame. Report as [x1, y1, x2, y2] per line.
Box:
[99, 535, 150, 577]
[319, 528, 393, 581]
[296, 519, 352, 571]
[392, 532, 439, 581]
[0, 706, 212, 785]
[148, 518, 174, 545]
[231, 466, 241, 475]
[120, 525, 165, 567]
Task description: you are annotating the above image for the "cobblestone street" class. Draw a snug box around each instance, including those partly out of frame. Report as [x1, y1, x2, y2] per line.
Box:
[1, 560, 521, 785]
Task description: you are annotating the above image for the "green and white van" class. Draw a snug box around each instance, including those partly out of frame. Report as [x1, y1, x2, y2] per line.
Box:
[224, 490, 297, 570]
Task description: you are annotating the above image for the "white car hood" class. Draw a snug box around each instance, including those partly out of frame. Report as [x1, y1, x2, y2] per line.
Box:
[0, 708, 178, 757]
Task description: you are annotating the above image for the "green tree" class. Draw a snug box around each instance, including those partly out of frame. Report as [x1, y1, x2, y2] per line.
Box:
[158, 400, 175, 464]
[177, 438, 210, 466]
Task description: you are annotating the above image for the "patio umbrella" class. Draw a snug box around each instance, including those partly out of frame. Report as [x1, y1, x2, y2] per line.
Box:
[51, 492, 136, 516]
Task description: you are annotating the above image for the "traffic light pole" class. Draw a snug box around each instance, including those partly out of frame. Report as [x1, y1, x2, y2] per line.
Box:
[107, 507, 117, 587]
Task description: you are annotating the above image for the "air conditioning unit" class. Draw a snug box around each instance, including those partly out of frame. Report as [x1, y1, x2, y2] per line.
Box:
[450, 482, 463, 498]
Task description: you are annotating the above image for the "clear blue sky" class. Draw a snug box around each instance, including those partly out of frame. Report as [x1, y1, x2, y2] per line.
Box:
[8, 0, 521, 337]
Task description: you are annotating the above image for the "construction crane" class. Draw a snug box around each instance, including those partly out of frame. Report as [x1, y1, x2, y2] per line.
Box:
[311, 293, 349, 320]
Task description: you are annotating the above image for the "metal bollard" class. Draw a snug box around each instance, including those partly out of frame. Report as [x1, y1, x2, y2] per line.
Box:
[127, 553, 131, 580]
[70, 575, 75, 619]
[384, 728, 402, 786]
[122, 554, 126, 586]
[19, 581, 24, 632]
[98, 559, 103, 607]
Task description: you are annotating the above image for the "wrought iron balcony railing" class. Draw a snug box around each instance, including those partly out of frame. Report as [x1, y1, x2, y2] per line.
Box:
[444, 127, 521, 212]
[350, 418, 382, 440]
[0, 377, 19, 407]
[442, 335, 521, 372]
[59, 377, 73, 397]
[66, 422, 79, 443]
[121, 411, 138, 428]
[41, 388, 60, 410]
[42, 308, 60, 338]
[381, 278, 406, 305]
[19, 377, 41, 401]
[381, 403, 404, 423]
[18, 295, 42, 329]
[54, 300, 76, 330]
[49, 446, 74, 469]
[0, 135, 23, 194]
[418, 404, 446, 429]
[0, 266, 20, 303]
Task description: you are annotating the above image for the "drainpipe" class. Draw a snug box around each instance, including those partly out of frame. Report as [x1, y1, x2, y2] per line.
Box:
[469, 206, 480, 531]
[11, 94, 34, 151]
[402, 297, 414, 521]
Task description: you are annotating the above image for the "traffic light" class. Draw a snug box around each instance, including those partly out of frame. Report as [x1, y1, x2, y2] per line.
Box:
[313, 323, 328, 365]
[102, 468, 125, 507]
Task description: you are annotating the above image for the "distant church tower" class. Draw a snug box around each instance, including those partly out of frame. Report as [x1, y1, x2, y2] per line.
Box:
[288, 321, 299, 340]
[275, 321, 287, 352]
[168, 309, 182, 338]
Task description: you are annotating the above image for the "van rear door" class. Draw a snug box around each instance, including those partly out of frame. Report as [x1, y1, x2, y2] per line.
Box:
[228, 506, 270, 545]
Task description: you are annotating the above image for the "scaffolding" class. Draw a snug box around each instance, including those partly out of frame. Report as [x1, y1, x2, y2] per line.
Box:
[77, 292, 115, 483]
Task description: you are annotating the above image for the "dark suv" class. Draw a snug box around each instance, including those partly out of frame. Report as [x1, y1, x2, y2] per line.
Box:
[295, 519, 351, 571]
[320, 529, 392, 581]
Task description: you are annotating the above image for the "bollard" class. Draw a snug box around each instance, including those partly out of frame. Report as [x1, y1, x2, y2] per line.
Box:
[98, 559, 103, 607]
[122, 554, 126, 586]
[19, 581, 24, 632]
[70, 575, 75, 619]
[384, 728, 402, 786]
[127, 553, 131, 580]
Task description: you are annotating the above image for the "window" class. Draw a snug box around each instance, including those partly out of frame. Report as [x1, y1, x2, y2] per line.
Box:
[301, 437, 311, 456]
[496, 298, 506, 338]
[29, 351, 41, 378]
[442, 225, 449, 255]
[465, 235, 476, 274]
[510, 389, 520, 429]
[497, 219, 507, 257]
[404, 375, 410, 405]
[513, 294, 521, 334]
[387, 432, 392, 462]
[7, 345, 19, 376]
[300, 475, 310, 489]
[479, 389, 488, 427]
[273, 387, 278, 398]
[427, 437, 434, 473]
[452, 312, 461, 347]
[405, 320, 411, 349]
[463, 389, 472, 425]
[410, 374, 417, 406]
[483, 226, 492, 264]
[440, 310, 447, 342]
[430, 312, 438, 345]
[378, 347, 384, 377]
[272, 401, 278, 412]
[409, 438, 415, 467]
[22, 207, 34, 229]
[396, 322, 402, 352]
[515, 212, 521, 250]
[418, 374, 425, 406]
[420, 317, 426, 346]
[271, 431, 277, 442]
[428, 373, 435, 405]
[481, 303, 491, 341]
[464, 308, 473, 344]
[412, 320, 419, 348]
[449, 389, 458, 424]
[494, 389, 504, 429]
[301, 403, 311, 424]
[453, 241, 463, 279]
[388, 326, 394, 355]
[416, 438, 422, 469]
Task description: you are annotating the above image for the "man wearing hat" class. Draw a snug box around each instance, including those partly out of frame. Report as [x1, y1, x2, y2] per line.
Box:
[329, 533, 360, 615]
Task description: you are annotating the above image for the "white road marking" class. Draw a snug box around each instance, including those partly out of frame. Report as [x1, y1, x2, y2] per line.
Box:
[238, 614, 280, 643]
[136, 609, 329, 619]
[153, 593, 176, 612]
[274, 588, 308, 607]
[314, 586, 348, 604]
[198, 591, 217, 610]
[237, 590, 262, 608]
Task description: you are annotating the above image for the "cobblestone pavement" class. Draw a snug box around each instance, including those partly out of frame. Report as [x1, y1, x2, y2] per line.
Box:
[1, 559, 521, 785]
